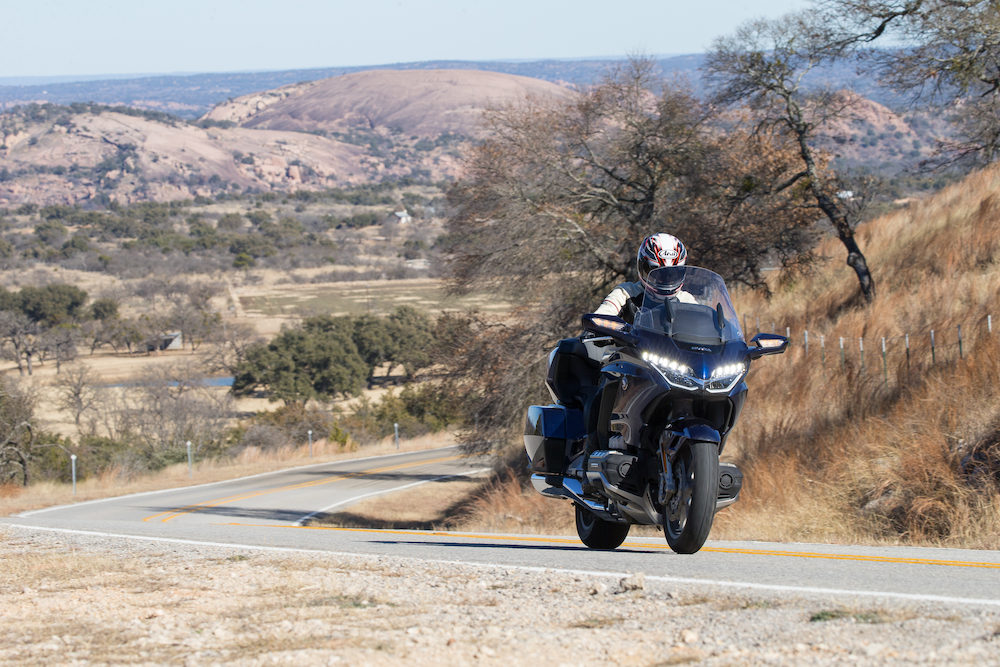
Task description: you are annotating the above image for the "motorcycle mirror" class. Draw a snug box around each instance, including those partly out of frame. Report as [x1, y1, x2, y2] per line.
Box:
[748, 332, 789, 359]
[581, 314, 639, 346]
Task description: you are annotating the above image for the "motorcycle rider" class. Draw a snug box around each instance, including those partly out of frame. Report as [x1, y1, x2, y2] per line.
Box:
[548, 233, 692, 460]
[594, 233, 692, 322]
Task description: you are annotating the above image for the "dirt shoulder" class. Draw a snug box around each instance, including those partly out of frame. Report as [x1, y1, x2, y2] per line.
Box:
[3, 525, 998, 665]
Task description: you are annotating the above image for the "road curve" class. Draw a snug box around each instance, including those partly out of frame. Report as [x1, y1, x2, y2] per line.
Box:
[6, 445, 1000, 608]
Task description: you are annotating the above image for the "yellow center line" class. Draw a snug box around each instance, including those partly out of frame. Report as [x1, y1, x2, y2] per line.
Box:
[216, 522, 1000, 570]
[142, 455, 461, 523]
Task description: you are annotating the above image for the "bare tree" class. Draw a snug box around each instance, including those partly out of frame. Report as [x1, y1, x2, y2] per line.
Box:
[0, 310, 39, 375]
[444, 59, 820, 453]
[0, 378, 36, 485]
[821, 0, 1000, 165]
[706, 12, 877, 302]
[38, 324, 80, 373]
[56, 364, 99, 433]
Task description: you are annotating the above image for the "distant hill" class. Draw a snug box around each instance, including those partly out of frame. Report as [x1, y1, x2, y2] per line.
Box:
[203, 69, 573, 137]
[0, 54, 906, 120]
[0, 70, 571, 206]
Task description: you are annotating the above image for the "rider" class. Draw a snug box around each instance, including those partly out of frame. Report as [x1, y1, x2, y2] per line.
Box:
[594, 233, 693, 322]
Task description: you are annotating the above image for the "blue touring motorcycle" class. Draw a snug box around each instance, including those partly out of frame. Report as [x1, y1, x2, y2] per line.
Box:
[523, 266, 788, 554]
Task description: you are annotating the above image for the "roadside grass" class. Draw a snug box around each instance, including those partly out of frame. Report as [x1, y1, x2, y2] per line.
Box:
[0, 432, 456, 517]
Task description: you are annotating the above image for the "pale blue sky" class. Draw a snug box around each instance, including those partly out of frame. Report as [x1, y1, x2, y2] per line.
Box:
[4, 0, 813, 79]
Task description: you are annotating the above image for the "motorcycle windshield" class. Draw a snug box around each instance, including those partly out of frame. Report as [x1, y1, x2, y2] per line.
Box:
[633, 266, 744, 345]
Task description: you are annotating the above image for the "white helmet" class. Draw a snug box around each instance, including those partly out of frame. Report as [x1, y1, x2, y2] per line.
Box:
[637, 233, 687, 290]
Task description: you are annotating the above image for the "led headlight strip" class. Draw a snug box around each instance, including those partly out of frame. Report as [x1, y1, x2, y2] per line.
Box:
[641, 352, 746, 393]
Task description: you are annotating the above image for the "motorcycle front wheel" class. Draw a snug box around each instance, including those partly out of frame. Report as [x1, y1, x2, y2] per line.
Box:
[575, 505, 630, 550]
[663, 440, 719, 554]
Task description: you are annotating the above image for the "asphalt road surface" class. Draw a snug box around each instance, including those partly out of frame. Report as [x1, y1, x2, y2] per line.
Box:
[6, 445, 1000, 608]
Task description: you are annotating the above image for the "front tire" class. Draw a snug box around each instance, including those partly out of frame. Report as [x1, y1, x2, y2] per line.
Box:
[663, 440, 719, 554]
[575, 505, 630, 550]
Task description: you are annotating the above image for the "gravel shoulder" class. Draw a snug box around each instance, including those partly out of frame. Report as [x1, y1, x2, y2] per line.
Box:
[3, 525, 999, 665]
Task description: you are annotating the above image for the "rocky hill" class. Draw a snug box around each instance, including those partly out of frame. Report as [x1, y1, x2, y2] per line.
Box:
[203, 69, 574, 137]
[0, 70, 571, 206]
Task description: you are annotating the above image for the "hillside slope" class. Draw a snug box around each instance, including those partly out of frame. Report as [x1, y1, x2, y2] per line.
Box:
[714, 164, 1000, 547]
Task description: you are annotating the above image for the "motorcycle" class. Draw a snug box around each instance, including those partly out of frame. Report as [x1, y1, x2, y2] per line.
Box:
[523, 266, 787, 554]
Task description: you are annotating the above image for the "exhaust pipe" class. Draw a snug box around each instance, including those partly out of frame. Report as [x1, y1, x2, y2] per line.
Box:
[530, 474, 616, 519]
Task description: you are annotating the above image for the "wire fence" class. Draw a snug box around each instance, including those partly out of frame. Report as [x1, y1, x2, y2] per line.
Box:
[741, 311, 997, 388]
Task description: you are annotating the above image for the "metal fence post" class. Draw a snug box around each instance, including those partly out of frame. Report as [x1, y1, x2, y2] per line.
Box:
[839, 337, 845, 368]
[186, 440, 193, 478]
[881, 337, 888, 388]
[859, 337, 865, 373]
[804, 330, 809, 357]
[394, 423, 400, 449]
[905, 333, 910, 372]
[989, 314, 993, 335]
[308, 429, 313, 458]
[71, 454, 77, 496]
[821, 335, 826, 366]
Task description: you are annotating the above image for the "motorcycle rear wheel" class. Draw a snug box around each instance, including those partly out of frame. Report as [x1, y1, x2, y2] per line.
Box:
[575, 505, 630, 550]
[663, 440, 719, 554]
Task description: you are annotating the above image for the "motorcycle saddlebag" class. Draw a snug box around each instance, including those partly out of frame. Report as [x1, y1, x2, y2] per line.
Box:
[523, 404, 585, 474]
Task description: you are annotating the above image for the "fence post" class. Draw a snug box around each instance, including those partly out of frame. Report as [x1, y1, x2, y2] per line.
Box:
[71, 454, 77, 496]
[821, 335, 826, 366]
[958, 324, 963, 359]
[905, 333, 910, 372]
[839, 337, 845, 368]
[881, 337, 888, 388]
[804, 330, 809, 357]
[989, 314, 993, 335]
[859, 337, 865, 373]
[931, 329, 936, 364]
[186, 440, 193, 478]
[308, 429, 313, 458]
[394, 423, 400, 449]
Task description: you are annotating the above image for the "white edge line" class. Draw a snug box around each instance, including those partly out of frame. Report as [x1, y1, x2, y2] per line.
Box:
[5, 523, 1000, 609]
[15, 445, 462, 518]
[293, 467, 492, 525]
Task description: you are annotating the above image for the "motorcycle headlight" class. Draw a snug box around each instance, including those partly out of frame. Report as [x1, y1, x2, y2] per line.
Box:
[705, 362, 747, 393]
[641, 351, 699, 390]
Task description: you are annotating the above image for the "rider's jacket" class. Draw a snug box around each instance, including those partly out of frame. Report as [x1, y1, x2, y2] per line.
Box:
[594, 281, 696, 323]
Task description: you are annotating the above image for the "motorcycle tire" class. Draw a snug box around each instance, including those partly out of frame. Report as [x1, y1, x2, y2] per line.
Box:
[663, 440, 719, 554]
[575, 505, 630, 550]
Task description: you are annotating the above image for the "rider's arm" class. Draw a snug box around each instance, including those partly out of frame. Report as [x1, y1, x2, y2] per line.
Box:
[594, 282, 643, 316]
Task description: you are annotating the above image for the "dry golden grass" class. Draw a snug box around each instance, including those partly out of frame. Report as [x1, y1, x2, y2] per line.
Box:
[0, 431, 456, 517]
[455, 164, 1000, 547]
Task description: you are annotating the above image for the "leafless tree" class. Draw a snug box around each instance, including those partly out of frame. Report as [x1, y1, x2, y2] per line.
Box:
[55, 364, 99, 433]
[38, 324, 80, 373]
[0, 310, 39, 376]
[820, 0, 1000, 164]
[444, 59, 820, 453]
[706, 12, 877, 302]
[0, 378, 36, 485]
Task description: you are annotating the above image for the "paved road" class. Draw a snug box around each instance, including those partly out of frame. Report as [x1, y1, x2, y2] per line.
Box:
[6, 445, 1000, 608]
